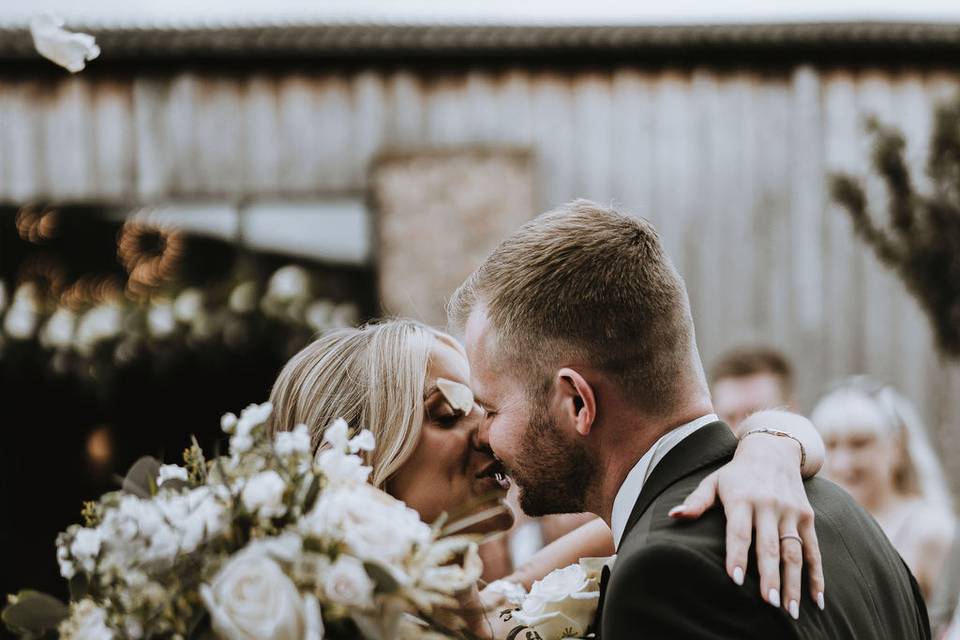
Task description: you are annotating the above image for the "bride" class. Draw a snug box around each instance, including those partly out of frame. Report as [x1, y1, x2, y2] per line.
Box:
[266, 319, 825, 635]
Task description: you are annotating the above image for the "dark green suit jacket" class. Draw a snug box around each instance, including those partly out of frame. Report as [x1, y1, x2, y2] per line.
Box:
[599, 422, 930, 639]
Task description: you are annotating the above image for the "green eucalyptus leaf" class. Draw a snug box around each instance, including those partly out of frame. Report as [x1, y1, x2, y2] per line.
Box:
[363, 562, 399, 594]
[2, 590, 69, 638]
[122, 456, 163, 498]
[302, 475, 321, 513]
[68, 573, 89, 602]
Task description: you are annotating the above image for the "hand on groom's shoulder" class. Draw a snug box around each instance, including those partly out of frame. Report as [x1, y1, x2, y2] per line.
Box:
[601, 473, 931, 640]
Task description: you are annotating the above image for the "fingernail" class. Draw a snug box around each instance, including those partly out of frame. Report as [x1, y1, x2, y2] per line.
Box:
[768, 588, 780, 608]
[789, 600, 799, 620]
[817, 592, 825, 611]
[732, 566, 744, 586]
[668, 505, 686, 517]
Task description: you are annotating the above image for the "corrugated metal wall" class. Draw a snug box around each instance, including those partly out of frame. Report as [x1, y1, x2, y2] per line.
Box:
[1, 64, 958, 493]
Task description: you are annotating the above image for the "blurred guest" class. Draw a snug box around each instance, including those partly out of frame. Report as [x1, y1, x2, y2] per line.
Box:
[811, 377, 955, 599]
[710, 346, 795, 429]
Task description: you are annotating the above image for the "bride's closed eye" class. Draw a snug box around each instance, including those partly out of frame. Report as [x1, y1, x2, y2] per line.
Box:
[427, 402, 466, 428]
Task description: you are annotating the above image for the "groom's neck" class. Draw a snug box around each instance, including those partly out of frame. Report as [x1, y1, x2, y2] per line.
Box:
[591, 397, 714, 526]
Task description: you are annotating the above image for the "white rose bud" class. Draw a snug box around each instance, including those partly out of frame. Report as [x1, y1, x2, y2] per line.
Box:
[201, 551, 305, 640]
[323, 555, 375, 609]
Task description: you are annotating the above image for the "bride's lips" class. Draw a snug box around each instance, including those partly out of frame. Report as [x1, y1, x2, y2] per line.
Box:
[475, 460, 511, 491]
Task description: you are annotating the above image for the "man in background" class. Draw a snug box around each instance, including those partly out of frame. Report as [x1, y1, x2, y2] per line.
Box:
[711, 346, 795, 429]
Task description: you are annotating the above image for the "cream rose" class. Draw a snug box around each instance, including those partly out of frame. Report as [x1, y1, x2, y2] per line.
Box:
[322, 555, 375, 608]
[200, 550, 305, 640]
[512, 563, 601, 640]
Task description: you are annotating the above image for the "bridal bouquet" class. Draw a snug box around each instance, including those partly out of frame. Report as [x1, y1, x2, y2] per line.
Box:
[3, 403, 483, 639]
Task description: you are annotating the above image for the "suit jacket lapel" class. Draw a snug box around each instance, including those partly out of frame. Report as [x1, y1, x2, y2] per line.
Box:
[619, 422, 738, 548]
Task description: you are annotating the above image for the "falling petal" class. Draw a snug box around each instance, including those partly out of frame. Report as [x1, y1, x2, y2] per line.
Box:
[29, 13, 100, 73]
[436, 378, 475, 414]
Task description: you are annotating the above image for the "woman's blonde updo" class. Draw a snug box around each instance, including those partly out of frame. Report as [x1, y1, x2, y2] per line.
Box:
[266, 319, 454, 488]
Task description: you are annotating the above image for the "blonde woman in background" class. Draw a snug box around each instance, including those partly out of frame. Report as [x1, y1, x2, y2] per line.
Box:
[265, 318, 829, 633]
[811, 377, 955, 600]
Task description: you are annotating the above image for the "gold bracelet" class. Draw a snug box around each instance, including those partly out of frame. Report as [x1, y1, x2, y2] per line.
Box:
[740, 427, 807, 471]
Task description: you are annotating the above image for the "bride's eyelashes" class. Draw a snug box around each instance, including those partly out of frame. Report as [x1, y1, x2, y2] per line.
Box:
[425, 398, 467, 428]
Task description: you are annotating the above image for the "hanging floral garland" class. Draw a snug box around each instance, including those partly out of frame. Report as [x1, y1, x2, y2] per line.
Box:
[0, 263, 359, 381]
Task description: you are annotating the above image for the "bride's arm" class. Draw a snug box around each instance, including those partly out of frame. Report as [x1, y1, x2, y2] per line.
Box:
[671, 409, 826, 618]
[734, 409, 824, 478]
[492, 518, 613, 592]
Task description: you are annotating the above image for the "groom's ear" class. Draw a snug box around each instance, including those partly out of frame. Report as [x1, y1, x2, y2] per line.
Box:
[556, 368, 596, 437]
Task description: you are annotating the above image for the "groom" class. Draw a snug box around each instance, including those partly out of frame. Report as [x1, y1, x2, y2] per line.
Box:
[449, 200, 930, 638]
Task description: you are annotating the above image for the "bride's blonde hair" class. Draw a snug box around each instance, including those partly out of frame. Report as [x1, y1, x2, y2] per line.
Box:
[266, 319, 458, 488]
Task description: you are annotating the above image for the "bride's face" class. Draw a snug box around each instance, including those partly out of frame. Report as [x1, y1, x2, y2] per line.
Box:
[387, 339, 514, 533]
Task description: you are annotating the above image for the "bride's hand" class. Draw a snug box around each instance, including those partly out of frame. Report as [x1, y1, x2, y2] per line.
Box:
[668, 411, 826, 619]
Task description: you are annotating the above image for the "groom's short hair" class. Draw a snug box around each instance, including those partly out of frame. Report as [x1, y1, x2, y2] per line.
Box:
[449, 199, 698, 415]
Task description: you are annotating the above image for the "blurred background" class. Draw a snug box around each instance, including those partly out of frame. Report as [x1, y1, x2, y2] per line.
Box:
[1, 0, 960, 631]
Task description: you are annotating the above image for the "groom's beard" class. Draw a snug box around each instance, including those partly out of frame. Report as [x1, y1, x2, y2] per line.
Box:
[512, 406, 597, 517]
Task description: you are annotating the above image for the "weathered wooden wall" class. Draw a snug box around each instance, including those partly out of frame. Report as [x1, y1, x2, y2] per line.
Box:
[0, 64, 958, 494]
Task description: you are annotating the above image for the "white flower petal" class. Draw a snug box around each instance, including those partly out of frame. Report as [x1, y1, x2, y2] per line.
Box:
[436, 378, 475, 414]
[30, 13, 100, 73]
[347, 429, 375, 453]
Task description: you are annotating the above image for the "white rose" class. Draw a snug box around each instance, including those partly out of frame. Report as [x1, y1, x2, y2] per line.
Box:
[323, 555, 375, 609]
[242, 471, 287, 518]
[299, 483, 430, 568]
[201, 550, 305, 640]
[60, 599, 113, 640]
[29, 13, 100, 73]
[157, 464, 188, 487]
[513, 563, 600, 640]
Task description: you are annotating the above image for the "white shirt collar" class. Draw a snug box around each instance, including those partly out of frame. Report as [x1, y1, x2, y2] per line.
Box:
[610, 413, 719, 548]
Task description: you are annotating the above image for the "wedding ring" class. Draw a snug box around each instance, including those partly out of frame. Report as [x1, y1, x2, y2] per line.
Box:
[779, 534, 803, 546]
